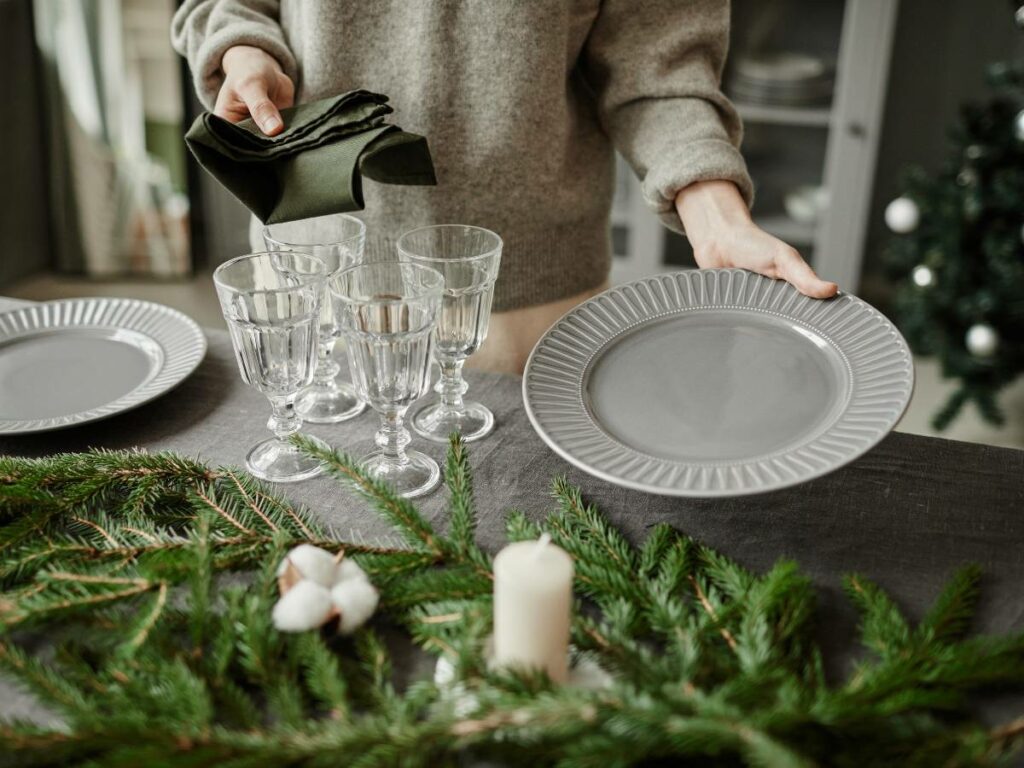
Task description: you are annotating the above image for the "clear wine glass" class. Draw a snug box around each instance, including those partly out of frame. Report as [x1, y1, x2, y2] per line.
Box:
[213, 251, 329, 483]
[397, 225, 502, 443]
[263, 214, 367, 423]
[331, 262, 445, 498]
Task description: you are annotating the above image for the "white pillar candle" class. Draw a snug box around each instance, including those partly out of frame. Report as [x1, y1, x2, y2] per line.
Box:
[492, 534, 574, 683]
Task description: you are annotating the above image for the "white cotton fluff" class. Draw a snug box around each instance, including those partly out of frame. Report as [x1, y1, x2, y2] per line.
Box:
[569, 655, 614, 691]
[277, 544, 338, 587]
[433, 656, 481, 718]
[331, 577, 380, 635]
[272, 580, 334, 632]
[335, 557, 369, 585]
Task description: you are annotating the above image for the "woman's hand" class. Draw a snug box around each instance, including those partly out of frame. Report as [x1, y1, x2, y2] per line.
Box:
[215, 45, 295, 136]
[675, 180, 838, 299]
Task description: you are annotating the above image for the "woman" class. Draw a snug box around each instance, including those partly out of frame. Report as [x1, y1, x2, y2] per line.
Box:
[173, 0, 837, 373]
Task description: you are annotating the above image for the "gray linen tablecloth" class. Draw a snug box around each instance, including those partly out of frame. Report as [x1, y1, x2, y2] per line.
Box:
[2, 298, 1023, 726]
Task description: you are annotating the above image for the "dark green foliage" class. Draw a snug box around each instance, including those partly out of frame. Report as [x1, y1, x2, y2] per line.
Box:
[0, 437, 1021, 766]
[884, 37, 1024, 429]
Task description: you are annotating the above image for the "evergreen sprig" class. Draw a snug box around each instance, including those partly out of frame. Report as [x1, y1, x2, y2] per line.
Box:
[0, 438, 1020, 766]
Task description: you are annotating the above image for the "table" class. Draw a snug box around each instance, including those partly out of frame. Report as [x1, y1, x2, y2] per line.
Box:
[2, 298, 1023, 725]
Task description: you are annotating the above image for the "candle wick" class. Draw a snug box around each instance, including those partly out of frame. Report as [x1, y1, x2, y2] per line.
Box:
[532, 533, 552, 560]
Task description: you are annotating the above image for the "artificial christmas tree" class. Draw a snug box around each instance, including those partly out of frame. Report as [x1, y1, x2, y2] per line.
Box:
[885, 5, 1024, 429]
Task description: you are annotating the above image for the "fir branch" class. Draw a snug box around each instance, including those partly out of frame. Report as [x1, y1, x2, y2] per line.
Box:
[638, 523, 675, 579]
[444, 433, 477, 553]
[293, 632, 350, 721]
[0, 440, 1022, 766]
[222, 468, 281, 533]
[551, 476, 637, 574]
[845, 574, 914, 659]
[0, 641, 93, 714]
[292, 435, 444, 556]
[191, 485, 257, 536]
[689, 573, 739, 653]
[118, 581, 168, 657]
[504, 509, 541, 542]
[442, 434, 492, 579]
[920, 564, 982, 644]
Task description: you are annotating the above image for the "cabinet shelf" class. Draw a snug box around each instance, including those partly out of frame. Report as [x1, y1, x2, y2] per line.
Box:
[755, 214, 816, 247]
[734, 101, 832, 128]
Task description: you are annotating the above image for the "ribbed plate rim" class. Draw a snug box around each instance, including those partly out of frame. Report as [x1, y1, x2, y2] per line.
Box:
[0, 297, 207, 434]
[522, 269, 914, 498]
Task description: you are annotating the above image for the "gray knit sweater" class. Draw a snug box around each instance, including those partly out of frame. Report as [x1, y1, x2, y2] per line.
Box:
[172, 0, 752, 311]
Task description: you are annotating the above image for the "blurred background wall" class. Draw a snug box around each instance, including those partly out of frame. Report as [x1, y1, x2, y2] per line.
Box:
[0, 0, 49, 286]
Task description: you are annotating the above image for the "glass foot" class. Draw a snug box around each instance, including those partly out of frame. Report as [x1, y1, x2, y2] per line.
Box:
[411, 400, 495, 443]
[361, 449, 440, 498]
[246, 434, 327, 483]
[295, 381, 366, 423]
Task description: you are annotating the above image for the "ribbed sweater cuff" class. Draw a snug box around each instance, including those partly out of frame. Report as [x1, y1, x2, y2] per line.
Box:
[191, 25, 298, 110]
[643, 138, 754, 234]
[609, 95, 753, 235]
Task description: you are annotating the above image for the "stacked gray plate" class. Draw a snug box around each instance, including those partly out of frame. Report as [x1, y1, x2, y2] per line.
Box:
[523, 270, 913, 497]
[728, 52, 835, 107]
[0, 298, 206, 434]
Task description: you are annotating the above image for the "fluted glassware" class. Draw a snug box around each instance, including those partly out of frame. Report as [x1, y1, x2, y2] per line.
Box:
[263, 214, 367, 423]
[331, 262, 444, 498]
[213, 251, 329, 483]
[397, 225, 502, 443]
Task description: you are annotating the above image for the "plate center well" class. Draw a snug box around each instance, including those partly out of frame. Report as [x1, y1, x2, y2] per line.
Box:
[0, 329, 163, 420]
[583, 309, 852, 463]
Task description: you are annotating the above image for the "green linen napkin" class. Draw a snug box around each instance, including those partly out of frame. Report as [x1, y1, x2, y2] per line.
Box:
[184, 90, 436, 224]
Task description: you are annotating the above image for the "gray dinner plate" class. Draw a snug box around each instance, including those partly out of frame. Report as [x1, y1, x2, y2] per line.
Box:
[0, 298, 206, 434]
[523, 270, 914, 497]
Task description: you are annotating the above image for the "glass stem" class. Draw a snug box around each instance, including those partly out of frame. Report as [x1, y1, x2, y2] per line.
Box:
[313, 338, 340, 388]
[268, 396, 301, 442]
[436, 359, 468, 411]
[376, 410, 411, 466]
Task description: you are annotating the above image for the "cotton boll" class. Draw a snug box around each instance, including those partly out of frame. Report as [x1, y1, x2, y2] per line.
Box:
[335, 558, 369, 585]
[331, 577, 380, 635]
[272, 580, 334, 632]
[432, 657, 481, 718]
[570, 655, 614, 691]
[279, 544, 338, 587]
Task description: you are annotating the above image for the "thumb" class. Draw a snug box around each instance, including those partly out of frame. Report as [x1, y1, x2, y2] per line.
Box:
[777, 248, 839, 299]
[237, 81, 284, 135]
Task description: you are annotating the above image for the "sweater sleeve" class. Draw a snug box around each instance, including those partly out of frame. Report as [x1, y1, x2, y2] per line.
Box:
[170, 0, 299, 110]
[581, 0, 753, 232]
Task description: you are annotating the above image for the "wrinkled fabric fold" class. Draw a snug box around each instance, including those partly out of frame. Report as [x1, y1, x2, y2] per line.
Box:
[184, 90, 436, 223]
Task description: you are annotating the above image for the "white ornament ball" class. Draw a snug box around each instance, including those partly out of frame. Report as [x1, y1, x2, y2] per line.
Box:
[272, 580, 334, 632]
[1016, 110, 1024, 142]
[331, 577, 380, 635]
[911, 265, 934, 288]
[277, 543, 338, 587]
[885, 197, 920, 234]
[1019, 222, 1024, 246]
[966, 323, 999, 358]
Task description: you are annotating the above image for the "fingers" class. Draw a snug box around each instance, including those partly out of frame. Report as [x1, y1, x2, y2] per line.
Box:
[775, 248, 839, 299]
[212, 88, 250, 124]
[235, 78, 284, 135]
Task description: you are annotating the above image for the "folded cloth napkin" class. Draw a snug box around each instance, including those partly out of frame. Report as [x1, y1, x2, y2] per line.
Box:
[184, 90, 436, 224]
